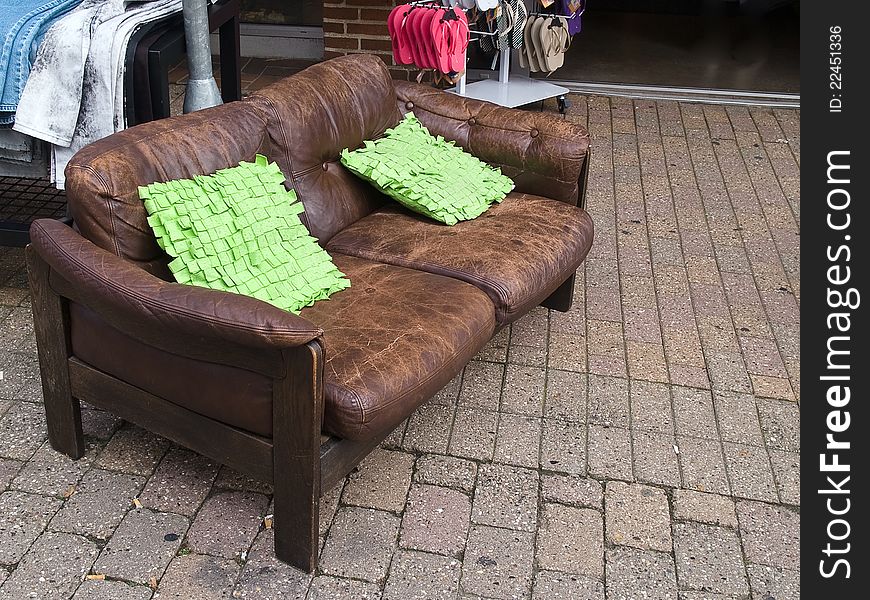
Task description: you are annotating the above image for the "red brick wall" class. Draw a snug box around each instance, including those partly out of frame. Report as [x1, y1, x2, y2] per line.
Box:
[323, 1, 418, 80]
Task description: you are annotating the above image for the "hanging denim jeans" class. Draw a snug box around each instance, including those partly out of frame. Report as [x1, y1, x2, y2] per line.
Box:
[0, 0, 83, 125]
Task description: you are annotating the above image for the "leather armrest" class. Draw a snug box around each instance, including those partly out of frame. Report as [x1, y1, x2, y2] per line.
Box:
[394, 81, 590, 206]
[28, 219, 323, 351]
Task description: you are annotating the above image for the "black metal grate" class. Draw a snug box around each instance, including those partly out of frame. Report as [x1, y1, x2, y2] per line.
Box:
[0, 176, 66, 223]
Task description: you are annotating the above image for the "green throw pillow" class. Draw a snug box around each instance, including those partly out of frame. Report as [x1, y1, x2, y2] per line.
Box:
[139, 154, 350, 314]
[340, 113, 514, 225]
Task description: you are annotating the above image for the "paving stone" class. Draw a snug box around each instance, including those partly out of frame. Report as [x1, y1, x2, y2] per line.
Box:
[414, 454, 477, 493]
[0, 401, 46, 460]
[544, 370, 586, 421]
[448, 408, 497, 461]
[431, 374, 463, 406]
[462, 525, 535, 599]
[72, 580, 153, 600]
[342, 449, 414, 513]
[736, 501, 799, 570]
[540, 419, 586, 475]
[319, 480, 344, 536]
[477, 330, 509, 362]
[0, 457, 22, 489]
[472, 464, 538, 532]
[722, 442, 778, 501]
[493, 414, 541, 468]
[677, 593, 740, 600]
[320, 507, 399, 582]
[9, 439, 98, 496]
[713, 392, 764, 446]
[459, 361, 504, 410]
[381, 421, 407, 449]
[672, 387, 719, 439]
[383, 549, 461, 600]
[2, 307, 37, 353]
[632, 430, 681, 487]
[507, 343, 546, 367]
[156, 553, 239, 599]
[213, 466, 272, 495]
[605, 481, 672, 551]
[187, 490, 269, 559]
[0, 531, 96, 600]
[501, 365, 545, 416]
[750, 374, 795, 401]
[605, 547, 678, 600]
[541, 474, 602, 509]
[403, 404, 454, 453]
[547, 331, 588, 373]
[673, 490, 737, 528]
[232, 529, 311, 599]
[747, 564, 799, 600]
[0, 490, 61, 565]
[587, 375, 630, 427]
[536, 504, 603, 579]
[49, 468, 144, 539]
[400, 484, 470, 557]
[138, 446, 219, 516]
[511, 308, 549, 344]
[532, 570, 603, 600]
[92, 509, 188, 583]
[677, 436, 730, 495]
[80, 409, 123, 440]
[669, 364, 711, 390]
[96, 425, 169, 476]
[673, 522, 749, 596]
[308, 575, 382, 599]
[587, 425, 632, 481]
[630, 380, 674, 433]
[705, 352, 753, 394]
[768, 449, 799, 505]
[756, 398, 800, 451]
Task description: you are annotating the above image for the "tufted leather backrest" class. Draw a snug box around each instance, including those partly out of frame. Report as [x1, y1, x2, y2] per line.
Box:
[247, 54, 402, 244]
[394, 81, 590, 206]
[65, 102, 271, 277]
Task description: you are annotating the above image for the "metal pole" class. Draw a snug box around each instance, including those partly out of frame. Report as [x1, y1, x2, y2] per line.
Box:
[182, 0, 223, 113]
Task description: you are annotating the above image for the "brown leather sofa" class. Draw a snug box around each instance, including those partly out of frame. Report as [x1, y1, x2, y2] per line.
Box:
[26, 55, 593, 571]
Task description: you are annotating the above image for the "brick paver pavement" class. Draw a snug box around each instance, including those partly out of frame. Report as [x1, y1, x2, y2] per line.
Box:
[0, 95, 800, 599]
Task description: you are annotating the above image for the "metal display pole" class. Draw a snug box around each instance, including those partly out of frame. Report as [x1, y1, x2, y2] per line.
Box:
[182, 0, 222, 113]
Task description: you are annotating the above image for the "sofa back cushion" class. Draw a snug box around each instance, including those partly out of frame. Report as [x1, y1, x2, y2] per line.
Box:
[247, 54, 402, 243]
[65, 102, 271, 277]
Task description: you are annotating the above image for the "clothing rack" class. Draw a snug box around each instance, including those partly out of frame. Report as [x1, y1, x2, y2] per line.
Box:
[451, 0, 569, 111]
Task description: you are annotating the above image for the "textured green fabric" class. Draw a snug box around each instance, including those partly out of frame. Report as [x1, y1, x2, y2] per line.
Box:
[340, 113, 514, 225]
[139, 154, 350, 314]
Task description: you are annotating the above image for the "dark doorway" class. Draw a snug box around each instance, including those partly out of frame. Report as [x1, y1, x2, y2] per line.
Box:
[545, 0, 799, 94]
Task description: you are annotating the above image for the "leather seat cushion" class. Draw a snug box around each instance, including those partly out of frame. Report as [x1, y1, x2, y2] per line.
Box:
[301, 254, 495, 440]
[69, 254, 494, 441]
[327, 193, 595, 324]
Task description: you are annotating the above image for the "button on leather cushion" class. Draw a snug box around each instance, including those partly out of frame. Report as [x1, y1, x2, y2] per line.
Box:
[300, 254, 495, 440]
[327, 193, 594, 324]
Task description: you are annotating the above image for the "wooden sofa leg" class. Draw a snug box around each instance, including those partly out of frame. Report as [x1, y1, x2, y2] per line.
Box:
[25, 247, 85, 459]
[272, 341, 325, 572]
[540, 273, 576, 313]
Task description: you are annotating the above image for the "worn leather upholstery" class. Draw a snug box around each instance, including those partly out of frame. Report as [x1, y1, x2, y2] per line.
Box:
[248, 54, 402, 243]
[394, 81, 590, 206]
[30, 219, 322, 357]
[64, 102, 271, 276]
[328, 194, 594, 324]
[301, 253, 495, 440]
[301, 254, 495, 440]
[33, 54, 594, 443]
[69, 302, 275, 437]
